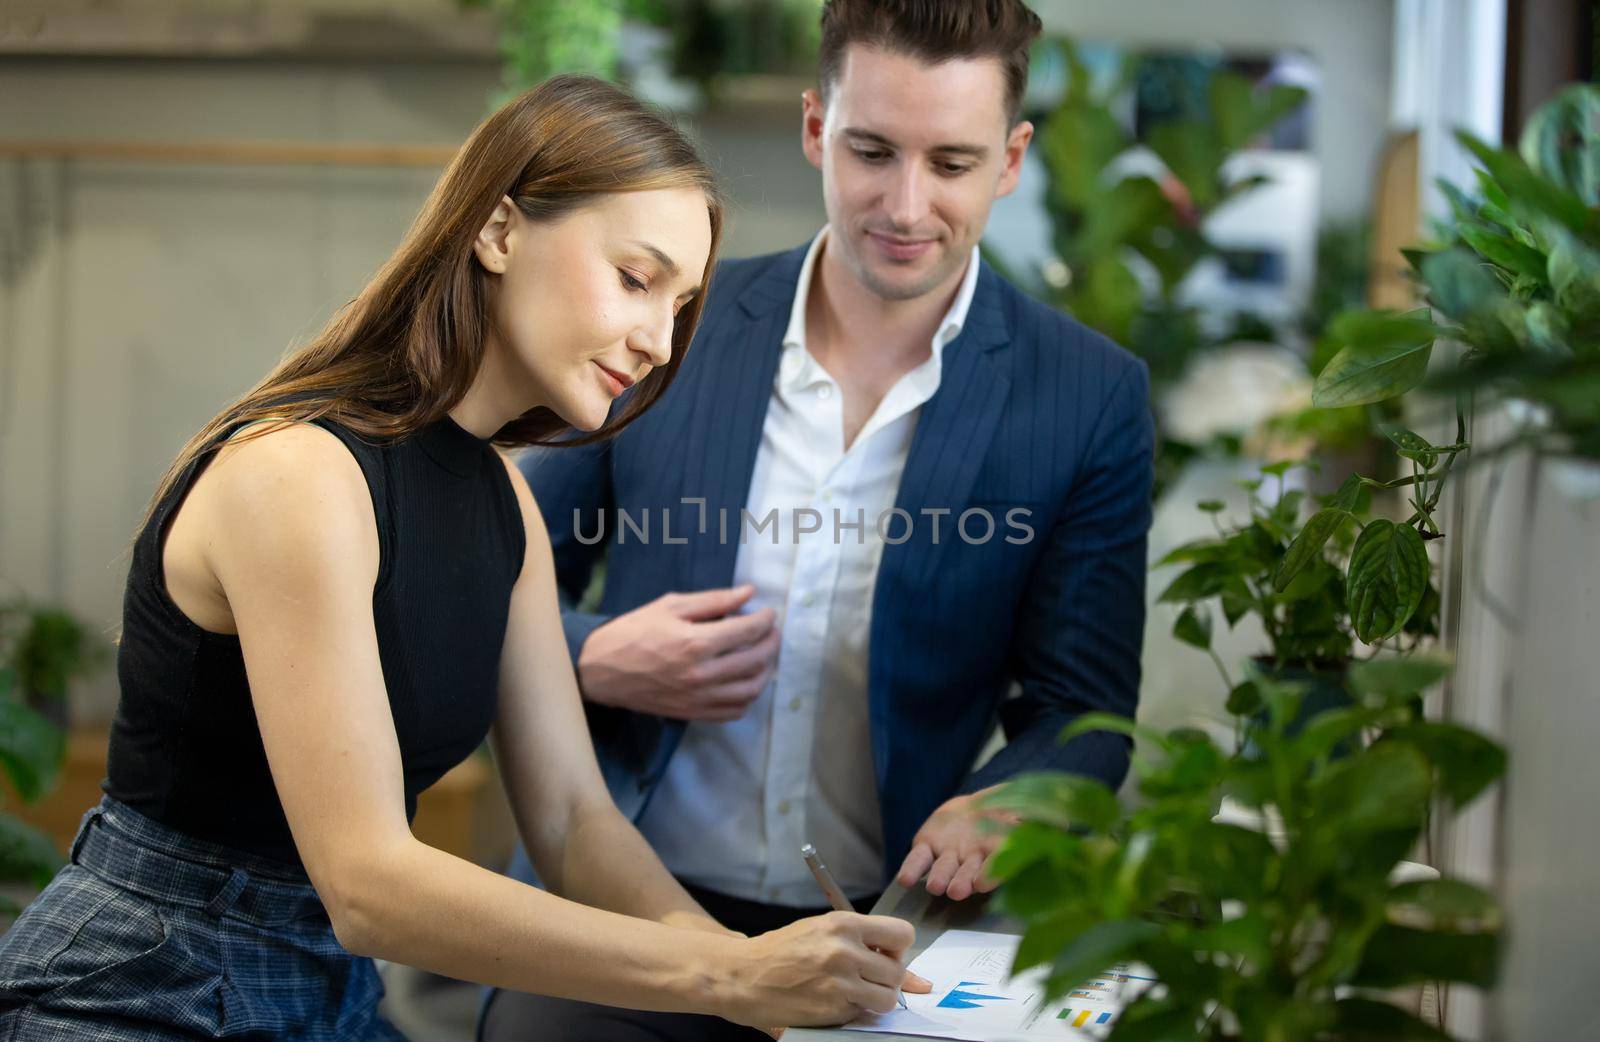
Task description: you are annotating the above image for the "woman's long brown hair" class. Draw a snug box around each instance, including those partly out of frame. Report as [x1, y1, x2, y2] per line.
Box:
[142, 74, 725, 524]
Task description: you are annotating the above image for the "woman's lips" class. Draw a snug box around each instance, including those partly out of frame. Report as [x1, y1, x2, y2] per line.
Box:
[595, 362, 629, 398]
[868, 231, 936, 261]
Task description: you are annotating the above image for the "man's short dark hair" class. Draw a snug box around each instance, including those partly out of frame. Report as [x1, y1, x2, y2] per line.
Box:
[817, 0, 1044, 126]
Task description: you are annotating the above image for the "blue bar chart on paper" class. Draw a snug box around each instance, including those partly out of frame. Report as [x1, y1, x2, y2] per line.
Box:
[842, 930, 1157, 1040]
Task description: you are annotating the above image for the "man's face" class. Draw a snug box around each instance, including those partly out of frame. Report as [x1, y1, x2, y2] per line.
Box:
[803, 44, 1033, 302]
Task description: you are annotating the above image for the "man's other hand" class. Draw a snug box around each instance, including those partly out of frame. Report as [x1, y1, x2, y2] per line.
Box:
[894, 787, 1019, 901]
[577, 585, 779, 721]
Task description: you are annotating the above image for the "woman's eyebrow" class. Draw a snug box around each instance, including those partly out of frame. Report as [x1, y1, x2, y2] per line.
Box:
[629, 240, 701, 297]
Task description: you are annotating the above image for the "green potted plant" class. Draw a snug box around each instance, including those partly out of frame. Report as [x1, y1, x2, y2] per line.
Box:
[1312, 85, 1599, 464]
[0, 602, 101, 914]
[1022, 40, 1309, 496]
[987, 659, 1504, 1041]
[972, 61, 1593, 1042]
[1153, 400, 1464, 719]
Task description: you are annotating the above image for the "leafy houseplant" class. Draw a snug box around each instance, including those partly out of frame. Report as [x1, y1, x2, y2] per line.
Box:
[988, 660, 1505, 1042]
[1025, 40, 1309, 496]
[1155, 408, 1464, 709]
[460, 0, 663, 97]
[1031, 40, 1307, 362]
[460, 0, 822, 105]
[0, 603, 101, 913]
[1312, 85, 1599, 461]
[973, 52, 1591, 1042]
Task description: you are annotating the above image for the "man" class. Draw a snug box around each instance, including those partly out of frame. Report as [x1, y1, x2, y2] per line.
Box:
[481, 1, 1153, 1038]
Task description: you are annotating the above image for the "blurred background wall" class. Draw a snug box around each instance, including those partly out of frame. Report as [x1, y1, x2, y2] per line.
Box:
[0, 1, 830, 726]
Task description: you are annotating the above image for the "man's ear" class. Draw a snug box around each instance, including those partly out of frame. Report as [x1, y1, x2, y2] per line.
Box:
[472, 195, 516, 274]
[994, 120, 1034, 200]
[800, 88, 827, 171]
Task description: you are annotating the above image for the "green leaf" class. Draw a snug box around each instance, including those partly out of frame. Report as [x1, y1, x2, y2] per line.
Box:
[1045, 919, 1161, 996]
[1547, 229, 1600, 317]
[1419, 248, 1507, 325]
[1102, 996, 1206, 1042]
[1331, 997, 1454, 1041]
[1458, 222, 1549, 281]
[1147, 120, 1223, 210]
[1384, 427, 1439, 468]
[1457, 129, 1593, 236]
[1387, 877, 1501, 932]
[1156, 562, 1231, 604]
[1197, 499, 1225, 513]
[1518, 84, 1600, 207]
[1474, 166, 1512, 212]
[0, 700, 66, 803]
[1172, 606, 1211, 650]
[1523, 301, 1572, 355]
[1156, 537, 1227, 567]
[1211, 72, 1307, 152]
[1225, 681, 1263, 716]
[0, 813, 63, 887]
[1081, 178, 1174, 258]
[1311, 742, 1432, 835]
[1012, 908, 1096, 973]
[1347, 654, 1452, 702]
[988, 820, 1083, 883]
[985, 772, 1121, 834]
[1294, 706, 1378, 764]
[1384, 721, 1507, 808]
[1274, 507, 1351, 592]
[1437, 179, 1480, 225]
[1220, 590, 1253, 628]
[1353, 922, 1500, 988]
[1185, 910, 1271, 965]
[1346, 520, 1430, 642]
[1327, 473, 1373, 514]
[1313, 310, 1437, 408]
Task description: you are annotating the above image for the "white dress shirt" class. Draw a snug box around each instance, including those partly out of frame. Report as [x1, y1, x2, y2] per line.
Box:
[638, 227, 982, 904]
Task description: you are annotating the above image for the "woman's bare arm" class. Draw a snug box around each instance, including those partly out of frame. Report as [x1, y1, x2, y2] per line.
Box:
[489, 453, 733, 934]
[195, 424, 912, 1028]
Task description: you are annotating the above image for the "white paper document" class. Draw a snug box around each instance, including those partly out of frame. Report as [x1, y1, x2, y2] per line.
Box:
[841, 930, 1155, 1041]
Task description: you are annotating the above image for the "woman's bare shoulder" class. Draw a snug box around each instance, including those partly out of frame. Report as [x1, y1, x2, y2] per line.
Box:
[196, 420, 379, 583]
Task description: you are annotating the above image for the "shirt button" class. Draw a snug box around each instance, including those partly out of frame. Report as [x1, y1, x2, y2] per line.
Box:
[801, 592, 816, 608]
[778, 801, 792, 815]
[789, 697, 804, 712]
[817, 384, 833, 399]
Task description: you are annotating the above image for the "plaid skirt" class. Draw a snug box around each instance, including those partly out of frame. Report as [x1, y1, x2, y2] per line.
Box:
[0, 797, 408, 1040]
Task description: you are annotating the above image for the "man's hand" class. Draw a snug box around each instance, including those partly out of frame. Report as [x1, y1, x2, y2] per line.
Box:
[894, 787, 1019, 901]
[577, 585, 780, 721]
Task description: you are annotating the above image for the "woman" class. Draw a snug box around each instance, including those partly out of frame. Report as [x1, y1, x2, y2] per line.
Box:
[0, 76, 922, 1039]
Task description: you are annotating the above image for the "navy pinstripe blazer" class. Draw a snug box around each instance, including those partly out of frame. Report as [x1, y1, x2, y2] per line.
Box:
[518, 242, 1154, 881]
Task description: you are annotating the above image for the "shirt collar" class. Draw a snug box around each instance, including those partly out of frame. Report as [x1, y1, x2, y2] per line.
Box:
[779, 226, 982, 390]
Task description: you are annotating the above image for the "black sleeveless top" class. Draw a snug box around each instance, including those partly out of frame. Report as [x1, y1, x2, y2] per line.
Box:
[105, 415, 526, 867]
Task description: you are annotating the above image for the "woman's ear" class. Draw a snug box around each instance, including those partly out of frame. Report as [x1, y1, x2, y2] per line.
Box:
[472, 195, 517, 274]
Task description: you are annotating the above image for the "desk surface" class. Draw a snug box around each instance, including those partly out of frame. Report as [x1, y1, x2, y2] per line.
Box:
[784, 884, 1021, 1041]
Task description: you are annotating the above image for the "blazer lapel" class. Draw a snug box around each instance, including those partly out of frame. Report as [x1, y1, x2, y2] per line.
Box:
[868, 261, 1013, 775]
[883, 260, 1013, 586]
[681, 245, 808, 587]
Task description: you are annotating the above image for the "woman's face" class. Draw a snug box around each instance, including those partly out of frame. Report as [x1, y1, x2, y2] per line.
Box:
[474, 187, 713, 431]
